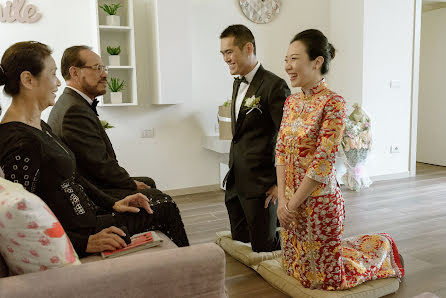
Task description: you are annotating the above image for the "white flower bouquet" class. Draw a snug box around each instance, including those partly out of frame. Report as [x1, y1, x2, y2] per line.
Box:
[341, 104, 372, 191]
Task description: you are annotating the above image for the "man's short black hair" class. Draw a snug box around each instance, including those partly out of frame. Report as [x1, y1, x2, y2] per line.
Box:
[220, 24, 256, 55]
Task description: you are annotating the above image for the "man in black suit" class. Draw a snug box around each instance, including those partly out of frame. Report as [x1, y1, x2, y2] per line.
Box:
[220, 25, 290, 252]
[48, 46, 156, 200]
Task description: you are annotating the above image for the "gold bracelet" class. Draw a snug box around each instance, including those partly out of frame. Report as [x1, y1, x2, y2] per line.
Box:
[285, 201, 298, 215]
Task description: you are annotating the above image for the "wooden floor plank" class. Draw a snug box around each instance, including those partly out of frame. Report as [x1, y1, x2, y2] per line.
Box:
[174, 163, 446, 297]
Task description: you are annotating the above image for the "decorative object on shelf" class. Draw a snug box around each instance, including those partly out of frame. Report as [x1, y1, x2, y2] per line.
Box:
[107, 77, 125, 104]
[99, 3, 121, 26]
[218, 100, 232, 140]
[341, 103, 373, 191]
[239, 0, 281, 24]
[107, 45, 121, 66]
[100, 119, 114, 130]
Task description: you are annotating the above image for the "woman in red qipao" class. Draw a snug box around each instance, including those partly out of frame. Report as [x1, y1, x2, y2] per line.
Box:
[275, 29, 405, 290]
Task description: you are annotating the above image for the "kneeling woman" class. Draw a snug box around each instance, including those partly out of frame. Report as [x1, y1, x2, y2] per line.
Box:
[0, 41, 189, 257]
[276, 29, 404, 290]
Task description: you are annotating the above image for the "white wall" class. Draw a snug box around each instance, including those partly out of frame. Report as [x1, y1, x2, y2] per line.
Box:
[94, 0, 330, 190]
[0, 0, 98, 119]
[417, 8, 446, 166]
[361, 0, 415, 177]
[0, 0, 418, 190]
[329, 0, 364, 106]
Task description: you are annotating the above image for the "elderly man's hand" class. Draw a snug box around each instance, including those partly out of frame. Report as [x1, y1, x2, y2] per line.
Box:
[86, 226, 127, 253]
[134, 180, 151, 190]
[113, 193, 153, 214]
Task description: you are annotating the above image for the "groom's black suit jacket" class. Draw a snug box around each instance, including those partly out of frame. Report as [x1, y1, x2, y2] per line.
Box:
[226, 65, 290, 198]
[48, 88, 137, 193]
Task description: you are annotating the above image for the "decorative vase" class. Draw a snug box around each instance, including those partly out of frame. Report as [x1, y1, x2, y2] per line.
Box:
[108, 55, 120, 66]
[110, 92, 122, 104]
[105, 15, 120, 26]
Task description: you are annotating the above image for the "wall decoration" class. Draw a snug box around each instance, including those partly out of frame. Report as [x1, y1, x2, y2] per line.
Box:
[239, 0, 281, 24]
[0, 0, 41, 23]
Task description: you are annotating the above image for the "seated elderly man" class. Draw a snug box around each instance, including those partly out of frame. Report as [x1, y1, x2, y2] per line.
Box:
[48, 46, 159, 200]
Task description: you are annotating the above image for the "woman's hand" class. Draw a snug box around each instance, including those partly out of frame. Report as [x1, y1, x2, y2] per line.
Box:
[277, 197, 297, 229]
[113, 193, 153, 214]
[86, 226, 127, 253]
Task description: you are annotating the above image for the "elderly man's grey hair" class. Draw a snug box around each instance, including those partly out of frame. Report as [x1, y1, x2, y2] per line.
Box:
[0, 167, 4, 178]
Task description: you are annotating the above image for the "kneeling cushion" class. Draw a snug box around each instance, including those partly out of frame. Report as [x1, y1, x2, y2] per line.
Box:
[257, 258, 400, 298]
[215, 231, 281, 269]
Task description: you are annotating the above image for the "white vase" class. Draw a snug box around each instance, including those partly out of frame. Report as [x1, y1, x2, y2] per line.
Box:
[105, 15, 120, 26]
[110, 92, 122, 104]
[108, 55, 120, 66]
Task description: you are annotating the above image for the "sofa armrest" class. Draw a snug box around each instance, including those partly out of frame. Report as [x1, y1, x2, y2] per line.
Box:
[0, 243, 227, 298]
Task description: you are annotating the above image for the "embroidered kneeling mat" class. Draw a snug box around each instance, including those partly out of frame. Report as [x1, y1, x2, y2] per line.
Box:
[215, 231, 281, 270]
[257, 258, 400, 298]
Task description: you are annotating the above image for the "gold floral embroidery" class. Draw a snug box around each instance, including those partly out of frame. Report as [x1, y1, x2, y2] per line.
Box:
[314, 159, 332, 177]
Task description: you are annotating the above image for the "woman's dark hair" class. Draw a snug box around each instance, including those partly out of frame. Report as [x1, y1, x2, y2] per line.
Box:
[291, 29, 335, 75]
[0, 41, 52, 97]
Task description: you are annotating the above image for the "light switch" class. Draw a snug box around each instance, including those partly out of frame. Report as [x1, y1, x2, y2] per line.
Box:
[390, 80, 401, 88]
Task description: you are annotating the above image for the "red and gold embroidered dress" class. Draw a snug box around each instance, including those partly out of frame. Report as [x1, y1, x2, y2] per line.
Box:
[275, 79, 404, 290]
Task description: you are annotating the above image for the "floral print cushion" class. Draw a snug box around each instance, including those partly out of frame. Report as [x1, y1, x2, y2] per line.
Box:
[0, 177, 80, 275]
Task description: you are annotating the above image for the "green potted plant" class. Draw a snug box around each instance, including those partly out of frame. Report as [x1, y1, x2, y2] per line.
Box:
[107, 77, 125, 104]
[107, 45, 121, 66]
[99, 3, 122, 26]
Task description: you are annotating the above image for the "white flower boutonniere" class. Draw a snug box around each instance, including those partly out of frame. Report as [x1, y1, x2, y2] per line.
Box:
[244, 95, 262, 115]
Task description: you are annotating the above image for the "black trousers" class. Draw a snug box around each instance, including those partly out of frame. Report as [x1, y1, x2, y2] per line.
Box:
[225, 174, 280, 252]
[103, 176, 157, 200]
[96, 190, 189, 247]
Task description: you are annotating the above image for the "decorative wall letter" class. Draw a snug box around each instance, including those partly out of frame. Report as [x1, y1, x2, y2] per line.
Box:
[0, 0, 42, 24]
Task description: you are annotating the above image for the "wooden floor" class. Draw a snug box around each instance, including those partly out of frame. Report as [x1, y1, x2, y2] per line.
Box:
[173, 163, 446, 298]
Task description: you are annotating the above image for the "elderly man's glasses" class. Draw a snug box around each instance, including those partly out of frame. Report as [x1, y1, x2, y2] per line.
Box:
[78, 64, 109, 73]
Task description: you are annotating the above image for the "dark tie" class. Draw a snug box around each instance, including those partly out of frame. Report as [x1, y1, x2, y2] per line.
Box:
[91, 99, 99, 116]
[231, 76, 248, 133]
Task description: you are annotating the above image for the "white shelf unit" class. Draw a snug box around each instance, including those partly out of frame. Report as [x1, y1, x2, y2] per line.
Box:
[95, 0, 137, 106]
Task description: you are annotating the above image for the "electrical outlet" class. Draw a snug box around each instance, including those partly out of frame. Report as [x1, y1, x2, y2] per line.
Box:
[142, 128, 154, 138]
[214, 123, 219, 134]
[390, 145, 400, 153]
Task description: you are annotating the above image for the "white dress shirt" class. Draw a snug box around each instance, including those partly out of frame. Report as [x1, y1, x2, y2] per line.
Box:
[235, 62, 261, 120]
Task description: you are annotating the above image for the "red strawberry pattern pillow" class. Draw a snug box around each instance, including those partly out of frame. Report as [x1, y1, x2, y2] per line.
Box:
[0, 178, 80, 275]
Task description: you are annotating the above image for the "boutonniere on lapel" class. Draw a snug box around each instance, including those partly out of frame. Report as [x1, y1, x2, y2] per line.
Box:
[243, 95, 262, 115]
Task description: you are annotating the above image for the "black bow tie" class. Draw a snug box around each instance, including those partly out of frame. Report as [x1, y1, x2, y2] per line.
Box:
[234, 76, 248, 85]
[91, 99, 99, 116]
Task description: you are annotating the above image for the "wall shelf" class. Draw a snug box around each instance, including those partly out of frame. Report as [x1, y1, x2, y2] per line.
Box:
[95, 0, 137, 106]
[99, 25, 132, 31]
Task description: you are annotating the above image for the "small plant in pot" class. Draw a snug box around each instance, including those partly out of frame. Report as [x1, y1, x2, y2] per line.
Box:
[107, 45, 121, 66]
[107, 77, 125, 104]
[99, 3, 122, 26]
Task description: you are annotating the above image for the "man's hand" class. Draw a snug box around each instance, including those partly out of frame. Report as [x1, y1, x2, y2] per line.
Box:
[134, 180, 151, 190]
[86, 226, 127, 253]
[264, 184, 278, 208]
[113, 193, 153, 214]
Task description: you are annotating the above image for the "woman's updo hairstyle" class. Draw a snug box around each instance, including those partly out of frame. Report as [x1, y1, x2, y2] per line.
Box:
[290, 29, 335, 75]
[0, 41, 52, 96]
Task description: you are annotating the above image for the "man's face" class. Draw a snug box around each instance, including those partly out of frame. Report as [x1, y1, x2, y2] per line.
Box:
[77, 50, 108, 98]
[220, 36, 251, 76]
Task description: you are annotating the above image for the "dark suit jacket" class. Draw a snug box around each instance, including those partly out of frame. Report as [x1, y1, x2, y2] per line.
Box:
[48, 87, 137, 192]
[226, 65, 290, 198]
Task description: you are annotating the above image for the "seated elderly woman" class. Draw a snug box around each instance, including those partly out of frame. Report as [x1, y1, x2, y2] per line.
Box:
[0, 41, 189, 257]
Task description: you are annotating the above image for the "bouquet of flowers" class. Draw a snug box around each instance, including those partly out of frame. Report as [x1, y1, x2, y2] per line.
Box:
[340, 104, 372, 191]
